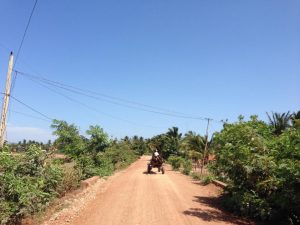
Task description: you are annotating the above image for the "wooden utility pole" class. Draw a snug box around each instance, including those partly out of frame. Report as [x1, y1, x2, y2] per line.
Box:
[0, 52, 14, 148]
[200, 118, 211, 175]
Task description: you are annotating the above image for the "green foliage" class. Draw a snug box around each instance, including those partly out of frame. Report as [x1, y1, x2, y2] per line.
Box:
[94, 143, 138, 177]
[96, 153, 114, 177]
[266, 111, 292, 135]
[51, 120, 138, 179]
[212, 115, 300, 224]
[51, 119, 86, 157]
[181, 132, 205, 153]
[57, 163, 81, 195]
[129, 136, 149, 156]
[168, 155, 183, 170]
[86, 125, 111, 153]
[201, 175, 214, 185]
[102, 143, 138, 170]
[0, 145, 64, 224]
[1, 118, 140, 224]
[76, 154, 101, 179]
[291, 111, 300, 129]
[181, 132, 206, 164]
[182, 159, 193, 175]
[5, 139, 53, 153]
[190, 172, 202, 180]
[148, 127, 183, 159]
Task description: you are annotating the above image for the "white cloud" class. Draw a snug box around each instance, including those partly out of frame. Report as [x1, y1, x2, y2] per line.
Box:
[6, 126, 54, 143]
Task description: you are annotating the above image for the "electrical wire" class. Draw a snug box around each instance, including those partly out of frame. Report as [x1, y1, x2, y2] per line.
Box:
[16, 70, 225, 122]
[11, 0, 39, 96]
[10, 110, 51, 122]
[16, 70, 195, 117]
[23, 77, 165, 129]
[14, 0, 39, 66]
[6, 94, 53, 121]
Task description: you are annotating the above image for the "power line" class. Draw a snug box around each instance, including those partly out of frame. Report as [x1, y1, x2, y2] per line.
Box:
[11, 0, 39, 95]
[22, 77, 165, 129]
[17, 70, 191, 116]
[14, 0, 39, 66]
[16, 70, 224, 123]
[1, 94, 53, 121]
[10, 110, 51, 122]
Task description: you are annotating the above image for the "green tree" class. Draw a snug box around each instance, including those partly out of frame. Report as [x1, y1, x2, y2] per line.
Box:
[291, 111, 300, 128]
[130, 136, 148, 155]
[181, 132, 205, 162]
[266, 111, 292, 135]
[165, 126, 182, 157]
[86, 125, 110, 153]
[212, 115, 299, 223]
[166, 126, 182, 139]
[51, 119, 85, 157]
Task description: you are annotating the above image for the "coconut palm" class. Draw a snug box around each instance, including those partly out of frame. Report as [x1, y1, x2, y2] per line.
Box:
[181, 133, 206, 168]
[181, 133, 205, 154]
[291, 111, 300, 128]
[266, 111, 292, 135]
[166, 127, 182, 139]
[164, 127, 182, 157]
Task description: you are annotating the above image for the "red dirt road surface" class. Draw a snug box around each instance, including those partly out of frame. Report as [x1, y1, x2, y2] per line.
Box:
[46, 156, 254, 225]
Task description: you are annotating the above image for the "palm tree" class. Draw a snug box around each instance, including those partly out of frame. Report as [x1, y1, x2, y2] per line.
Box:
[182, 133, 205, 154]
[166, 127, 182, 139]
[165, 127, 182, 156]
[266, 111, 292, 135]
[181, 133, 205, 167]
[291, 111, 300, 128]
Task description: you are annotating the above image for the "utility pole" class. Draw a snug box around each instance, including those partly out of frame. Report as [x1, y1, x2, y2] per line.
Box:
[200, 118, 211, 175]
[0, 52, 14, 148]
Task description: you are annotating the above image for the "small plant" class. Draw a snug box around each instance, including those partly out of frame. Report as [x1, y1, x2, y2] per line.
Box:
[201, 175, 214, 185]
[190, 172, 202, 180]
[182, 159, 193, 175]
[57, 162, 81, 196]
[168, 155, 183, 170]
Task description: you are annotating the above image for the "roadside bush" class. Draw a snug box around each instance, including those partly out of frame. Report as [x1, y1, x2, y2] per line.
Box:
[182, 159, 193, 175]
[212, 117, 300, 224]
[0, 145, 64, 224]
[57, 162, 82, 196]
[191, 172, 202, 180]
[168, 155, 183, 170]
[96, 154, 114, 177]
[101, 143, 138, 170]
[76, 154, 100, 179]
[72, 142, 138, 179]
[51, 120, 138, 179]
[201, 175, 214, 185]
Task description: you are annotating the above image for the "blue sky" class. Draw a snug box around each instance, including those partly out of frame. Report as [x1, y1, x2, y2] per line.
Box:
[0, 0, 299, 142]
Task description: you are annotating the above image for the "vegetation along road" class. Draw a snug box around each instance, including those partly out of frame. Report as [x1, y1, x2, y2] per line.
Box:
[44, 156, 253, 225]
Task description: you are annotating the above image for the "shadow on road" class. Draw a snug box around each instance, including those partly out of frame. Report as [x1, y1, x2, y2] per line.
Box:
[191, 181, 206, 186]
[183, 196, 255, 225]
[142, 171, 157, 175]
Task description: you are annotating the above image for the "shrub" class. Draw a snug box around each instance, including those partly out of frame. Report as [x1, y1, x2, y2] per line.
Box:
[76, 154, 99, 179]
[168, 155, 183, 170]
[101, 143, 138, 170]
[182, 159, 193, 175]
[201, 175, 214, 185]
[0, 145, 64, 224]
[57, 162, 81, 196]
[191, 172, 202, 180]
[212, 117, 300, 224]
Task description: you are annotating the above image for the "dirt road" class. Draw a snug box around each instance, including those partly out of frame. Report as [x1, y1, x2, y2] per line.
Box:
[47, 156, 253, 225]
